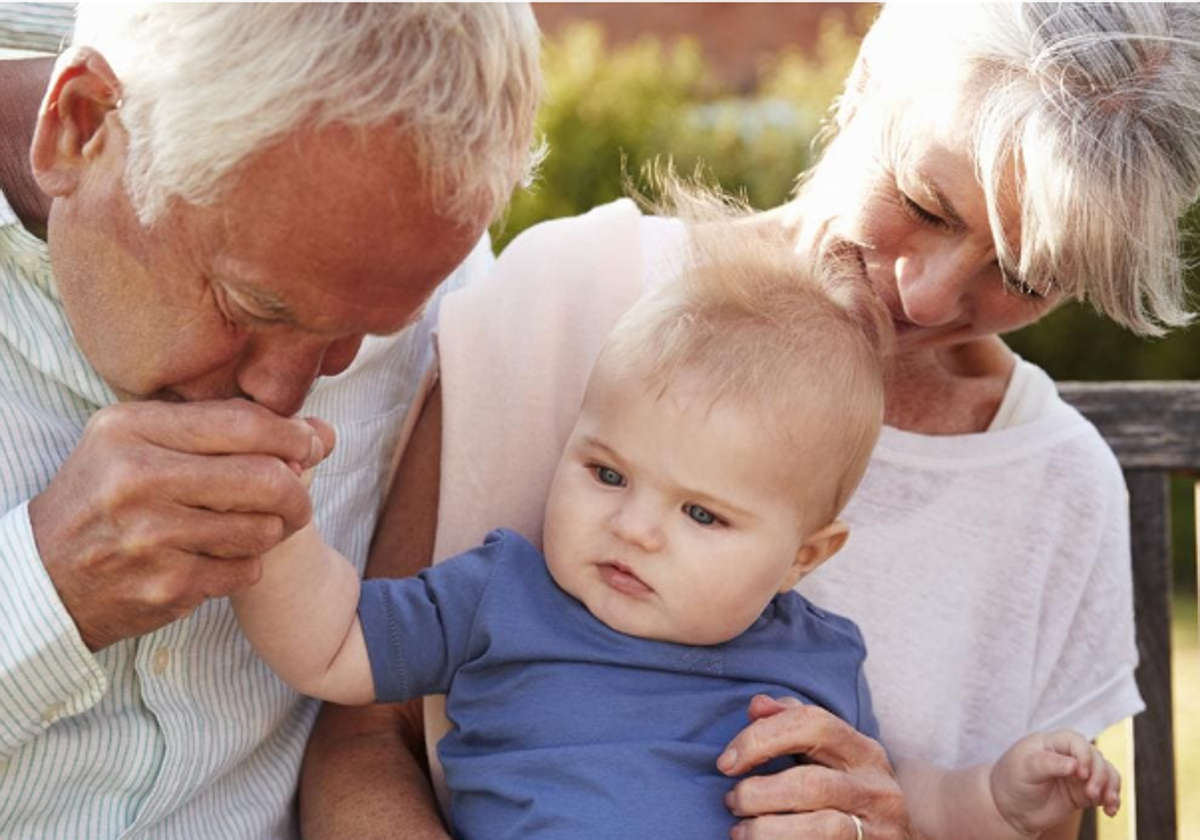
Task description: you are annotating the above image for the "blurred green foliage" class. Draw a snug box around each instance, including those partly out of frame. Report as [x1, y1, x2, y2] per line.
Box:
[499, 15, 1200, 587]
[494, 13, 868, 251]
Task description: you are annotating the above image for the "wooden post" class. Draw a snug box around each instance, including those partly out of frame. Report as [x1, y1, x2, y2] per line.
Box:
[1126, 470, 1176, 840]
[1057, 382, 1200, 840]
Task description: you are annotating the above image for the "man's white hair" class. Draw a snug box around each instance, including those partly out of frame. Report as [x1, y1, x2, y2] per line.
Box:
[72, 3, 542, 226]
[828, 3, 1200, 336]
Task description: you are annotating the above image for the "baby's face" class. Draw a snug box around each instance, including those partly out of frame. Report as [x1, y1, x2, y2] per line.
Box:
[543, 365, 829, 646]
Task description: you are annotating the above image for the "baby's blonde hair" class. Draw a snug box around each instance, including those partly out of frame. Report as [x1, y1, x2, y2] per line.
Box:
[601, 182, 892, 524]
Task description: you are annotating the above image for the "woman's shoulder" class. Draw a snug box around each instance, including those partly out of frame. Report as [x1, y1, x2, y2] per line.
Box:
[499, 198, 644, 266]
[997, 357, 1125, 483]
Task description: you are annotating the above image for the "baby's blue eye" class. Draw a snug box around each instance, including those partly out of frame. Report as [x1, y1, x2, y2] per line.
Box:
[595, 466, 624, 487]
[684, 504, 718, 526]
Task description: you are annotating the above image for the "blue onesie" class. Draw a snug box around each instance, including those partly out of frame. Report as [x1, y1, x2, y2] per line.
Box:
[359, 529, 877, 840]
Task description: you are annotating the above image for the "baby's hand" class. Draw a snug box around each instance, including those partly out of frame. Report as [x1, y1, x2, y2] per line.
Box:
[991, 730, 1121, 836]
[286, 417, 336, 488]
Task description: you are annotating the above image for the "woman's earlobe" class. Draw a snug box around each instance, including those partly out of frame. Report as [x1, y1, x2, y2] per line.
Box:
[30, 48, 122, 198]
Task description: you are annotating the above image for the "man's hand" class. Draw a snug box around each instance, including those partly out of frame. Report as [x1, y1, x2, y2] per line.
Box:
[720, 695, 914, 840]
[29, 399, 334, 651]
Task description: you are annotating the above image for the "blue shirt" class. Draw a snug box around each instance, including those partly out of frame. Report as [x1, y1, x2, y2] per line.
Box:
[360, 529, 877, 840]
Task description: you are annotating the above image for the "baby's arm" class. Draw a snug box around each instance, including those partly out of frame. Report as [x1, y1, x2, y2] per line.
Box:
[231, 522, 375, 706]
[899, 730, 1120, 839]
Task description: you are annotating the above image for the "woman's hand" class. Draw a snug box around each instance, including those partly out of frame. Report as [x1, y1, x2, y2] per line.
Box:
[720, 695, 914, 840]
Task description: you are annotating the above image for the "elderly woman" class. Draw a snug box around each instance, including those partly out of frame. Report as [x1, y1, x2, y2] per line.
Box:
[304, 4, 1200, 839]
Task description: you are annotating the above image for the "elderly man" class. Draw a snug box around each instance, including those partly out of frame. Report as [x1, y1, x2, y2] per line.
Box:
[0, 4, 540, 837]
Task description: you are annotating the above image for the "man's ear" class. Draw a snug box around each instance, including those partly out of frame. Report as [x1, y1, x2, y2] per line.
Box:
[30, 47, 122, 198]
[779, 519, 849, 592]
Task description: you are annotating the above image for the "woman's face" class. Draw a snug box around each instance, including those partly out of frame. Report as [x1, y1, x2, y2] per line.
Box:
[805, 89, 1063, 354]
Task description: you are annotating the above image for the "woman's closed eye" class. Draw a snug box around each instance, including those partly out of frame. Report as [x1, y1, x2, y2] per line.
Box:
[1002, 269, 1051, 301]
[898, 191, 949, 229]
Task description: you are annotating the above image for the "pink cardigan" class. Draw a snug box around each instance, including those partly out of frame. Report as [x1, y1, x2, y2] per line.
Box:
[435, 199, 646, 560]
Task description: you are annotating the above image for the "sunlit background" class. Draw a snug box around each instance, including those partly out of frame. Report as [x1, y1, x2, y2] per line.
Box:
[512, 5, 1199, 838]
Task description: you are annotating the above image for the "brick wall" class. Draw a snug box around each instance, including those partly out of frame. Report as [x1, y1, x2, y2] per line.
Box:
[533, 3, 868, 91]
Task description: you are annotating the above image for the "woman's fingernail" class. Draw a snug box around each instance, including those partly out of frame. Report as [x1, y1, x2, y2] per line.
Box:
[730, 823, 745, 840]
[718, 749, 737, 772]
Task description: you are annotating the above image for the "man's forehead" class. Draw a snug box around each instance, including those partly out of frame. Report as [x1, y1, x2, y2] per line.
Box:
[186, 127, 483, 338]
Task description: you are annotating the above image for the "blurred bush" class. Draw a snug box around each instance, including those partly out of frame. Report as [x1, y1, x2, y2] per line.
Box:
[494, 14, 866, 251]
[500, 13, 1199, 585]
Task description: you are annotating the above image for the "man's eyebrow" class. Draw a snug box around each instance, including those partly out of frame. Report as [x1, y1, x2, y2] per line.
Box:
[919, 174, 966, 228]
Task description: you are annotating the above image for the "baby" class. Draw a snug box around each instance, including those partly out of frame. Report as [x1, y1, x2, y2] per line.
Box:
[233, 208, 1119, 839]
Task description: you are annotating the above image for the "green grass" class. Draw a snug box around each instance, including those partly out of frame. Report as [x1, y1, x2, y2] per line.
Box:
[1098, 596, 1198, 839]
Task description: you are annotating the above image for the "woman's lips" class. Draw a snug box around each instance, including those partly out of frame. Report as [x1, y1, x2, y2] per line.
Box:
[599, 562, 653, 597]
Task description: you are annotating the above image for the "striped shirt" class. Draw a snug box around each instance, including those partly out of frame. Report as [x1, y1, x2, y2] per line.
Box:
[0, 185, 486, 838]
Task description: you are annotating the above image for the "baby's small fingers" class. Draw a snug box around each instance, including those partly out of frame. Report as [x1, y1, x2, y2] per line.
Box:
[1083, 754, 1115, 802]
[1042, 730, 1093, 774]
[1103, 785, 1122, 817]
[1099, 759, 1122, 808]
[1031, 749, 1077, 781]
[1102, 771, 1122, 818]
[1077, 745, 1100, 782]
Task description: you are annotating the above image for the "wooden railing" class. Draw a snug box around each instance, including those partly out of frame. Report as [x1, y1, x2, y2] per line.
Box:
[1060, 381, 1200, 840]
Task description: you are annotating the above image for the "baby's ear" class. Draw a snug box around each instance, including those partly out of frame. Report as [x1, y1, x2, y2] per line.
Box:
[779, 520, 849, 592]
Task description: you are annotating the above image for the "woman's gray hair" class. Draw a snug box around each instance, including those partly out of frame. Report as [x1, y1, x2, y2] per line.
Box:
[832, 3, 1200, 335]
[72, 3, 543, 227]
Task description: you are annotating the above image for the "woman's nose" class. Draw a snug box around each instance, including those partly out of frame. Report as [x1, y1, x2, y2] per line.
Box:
[611, 499, 666, 553]
[894, 247, 978, 327]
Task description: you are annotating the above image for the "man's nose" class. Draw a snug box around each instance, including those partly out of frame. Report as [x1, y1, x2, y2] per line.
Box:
[610, 497, 666, 553]
[894, 246, 982, 327]
[236, 333, 364, 416]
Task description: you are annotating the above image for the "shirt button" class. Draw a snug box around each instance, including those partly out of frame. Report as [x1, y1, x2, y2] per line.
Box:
[41, 702, 65, 723]
[152, 648, 171, 675]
